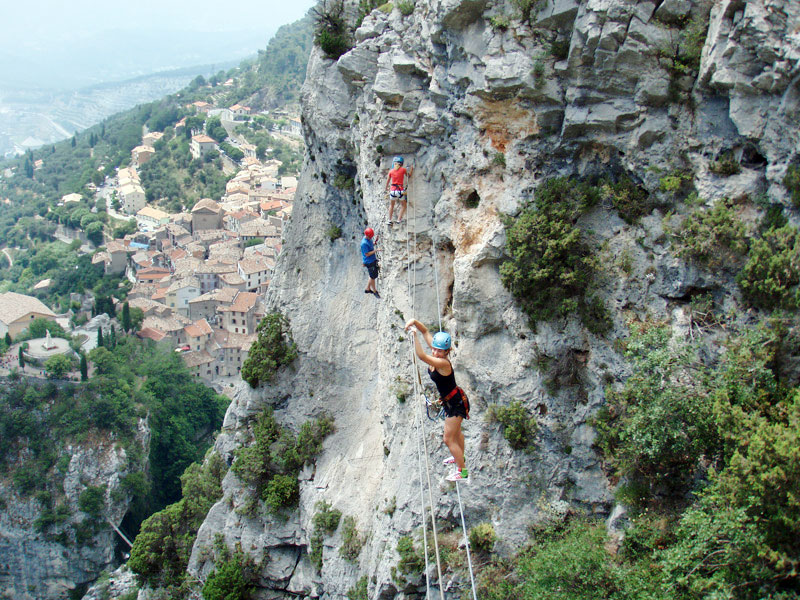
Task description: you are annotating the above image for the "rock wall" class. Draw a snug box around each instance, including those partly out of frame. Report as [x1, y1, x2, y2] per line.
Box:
[185, 0, 800, 598]
[0, 415, 149, 600]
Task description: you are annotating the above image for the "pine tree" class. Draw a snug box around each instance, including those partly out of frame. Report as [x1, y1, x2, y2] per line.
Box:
[122, 301, 131, 332]
[80, 353, 88, 381]
[18, 346, 24, 368]
[97, 327, 103, 347]
[71, 136, 76, 147]
[4, 332, 11, 346]
[110, 325, 117, 349]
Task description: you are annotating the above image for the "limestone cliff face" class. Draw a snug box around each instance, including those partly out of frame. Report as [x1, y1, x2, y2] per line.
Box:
[185, 1, 799, 597]
[0, 417, 149, 600]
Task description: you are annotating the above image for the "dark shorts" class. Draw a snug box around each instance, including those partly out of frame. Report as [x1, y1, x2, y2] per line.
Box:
[443, 389, 469, 419]
[365, 261, 379, 279]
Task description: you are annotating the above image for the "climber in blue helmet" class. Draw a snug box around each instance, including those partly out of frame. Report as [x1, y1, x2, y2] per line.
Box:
[405, 318, 470, 482]
[385, 155, 413, 226]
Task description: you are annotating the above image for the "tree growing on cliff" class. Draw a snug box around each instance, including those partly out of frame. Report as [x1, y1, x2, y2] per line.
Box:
[242, 312, 298, 388]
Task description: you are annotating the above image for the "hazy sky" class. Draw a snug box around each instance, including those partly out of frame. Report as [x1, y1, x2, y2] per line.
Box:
[2, 0, 317, 43]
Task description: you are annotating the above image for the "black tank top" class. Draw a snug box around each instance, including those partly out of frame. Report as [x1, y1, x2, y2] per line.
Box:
[429, 361, 457, 398]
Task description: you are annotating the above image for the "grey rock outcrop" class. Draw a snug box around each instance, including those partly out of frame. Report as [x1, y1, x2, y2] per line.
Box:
[184, 0, 800, 597]
[0, 419, 148, 600]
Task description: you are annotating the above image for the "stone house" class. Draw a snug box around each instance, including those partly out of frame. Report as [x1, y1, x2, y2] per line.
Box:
[217, 291, 258, 335]
[166, 277, 201, 316]
[0, 292, 57, 339]
[191, 198, 223, 232]
[120, 183, 146, 215]
[237, 256, 272, 293]
[190, 135, 218, 160]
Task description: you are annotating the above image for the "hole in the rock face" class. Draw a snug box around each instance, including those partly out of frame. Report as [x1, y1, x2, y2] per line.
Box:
[464, 189, 480, 209]
[740, 143, 767, 168]
[536, 403, 548, 416]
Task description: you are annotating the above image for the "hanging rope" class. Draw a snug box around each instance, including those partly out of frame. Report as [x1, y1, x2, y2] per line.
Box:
[456, 480, 478, 600]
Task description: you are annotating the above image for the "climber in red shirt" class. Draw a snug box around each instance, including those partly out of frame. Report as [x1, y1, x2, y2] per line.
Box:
[385, 156, 413, 226]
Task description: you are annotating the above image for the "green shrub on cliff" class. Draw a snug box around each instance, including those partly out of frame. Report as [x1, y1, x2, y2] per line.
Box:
[242, 312, 298, 388]
[313, 0, 351, 59]
[737, 225, 800, 310]
[500, 176, 609, 333]
[671, 198, 749, 268]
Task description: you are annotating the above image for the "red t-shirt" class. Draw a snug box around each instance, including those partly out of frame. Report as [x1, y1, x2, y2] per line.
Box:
[388, 167, 407, 188]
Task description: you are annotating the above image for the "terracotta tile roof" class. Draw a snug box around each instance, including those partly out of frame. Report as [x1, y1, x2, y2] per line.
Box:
[167, 276, 200, 293]
[218, 291, 258, 313]
[182, 350, 214, 368]
[192, 134, 217, 144]
[137, 327, 167, 342]
[213, 329, 257, 349]
[219, 272, 245, 285]
[238, 256, 272, 275]
[184, 318, 213, 338]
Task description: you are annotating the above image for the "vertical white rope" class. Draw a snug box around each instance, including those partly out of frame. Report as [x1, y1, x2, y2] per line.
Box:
[430, 193, 443, 332]
[407, 160, 445, 600]
[413, 367, 431, 599]
[455, 482, 478, 600]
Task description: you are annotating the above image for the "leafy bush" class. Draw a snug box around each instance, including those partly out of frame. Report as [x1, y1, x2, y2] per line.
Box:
[129, 452, 227, 591]
[397, 0, 414, 15]
[232, 409, 333, 516]
[671, 198, 749, 268]
[709, 151, 741, 176]
[469, 522, 497, 553]
[492, 152, 506, 168]
[78, 485, 106, 517]
[500, 177, 606, 331]
[783, 164, 800, 207]
[489, 16, 510, 31]
[347, 575, 369, 600]
[326, 224, 342, 241]
[202, 550, 257, 600]
[510, 0, 546, 22]
[339, 515, 363, 562]
[242, 312, 298, 388]
[600, 177, 651, 224]
[489, 400, 538, 452]
[44, 354, 74, 379]
[517, 520, 657, 600]
[396, 535, 424, 576]
[594, 325, 716, 504]
[309, 500, 342, 571]
[737, 225, 800, 310]
[261, 473, 299, 513]
[659, 170, 692, 194]
[313, 0, 351, 60]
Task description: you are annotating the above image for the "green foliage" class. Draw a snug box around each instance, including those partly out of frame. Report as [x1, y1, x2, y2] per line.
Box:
[339, 515, 364, 562]
[309, 501, 342, 571]
[469, 522, 497, 553]
[594, 324, 716, 504]
[671, 198, 749, 268]
[242, 312, 298, 388]
[314, 1, 352, 60]
[737, 225, 800, 310]
[44, 354, 74, 379]
[488, 400, 538, 452]
[659, 170, 692, 194]
[517, 520, 658, 600]
[21, 317, 68, 341]
[783, 164, 800, 207]
[491, 152, 506, 168]
[489, 15, 510, 31]
[201, 550, 257, 600]
[326, 224, 342, 241]
[510, 0, 545, 22]
[396, 535, 424, 576]
[333, 173, 354, 190]
[709, 151, 741, 176]
[397, 0, 414, 15]
[500, 177, 607, 331]
[347, 575, 369, 600]
[600, 177, 651, 225]
[220, 142, 244, 162]
[232, 408, 333, 516]
[78, 485, 106, 517]
[261, 473, 299, 513]
[550, 37, 570, 60]
[129, 452, 227, 592]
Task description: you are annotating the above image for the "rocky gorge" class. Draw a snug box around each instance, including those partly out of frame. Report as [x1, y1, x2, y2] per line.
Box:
[99, 0, 800, 597]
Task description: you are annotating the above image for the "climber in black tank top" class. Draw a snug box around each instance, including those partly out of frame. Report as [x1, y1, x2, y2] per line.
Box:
[405, 318, 468, 482]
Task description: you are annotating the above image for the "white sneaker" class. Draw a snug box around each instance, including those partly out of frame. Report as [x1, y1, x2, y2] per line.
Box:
[446, 469, 468, 482]
[443, 456, 455, 465]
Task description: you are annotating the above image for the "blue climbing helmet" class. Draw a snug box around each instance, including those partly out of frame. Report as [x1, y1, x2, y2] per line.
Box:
[432, 331, 451, 350]
[393, 155, 404, 165]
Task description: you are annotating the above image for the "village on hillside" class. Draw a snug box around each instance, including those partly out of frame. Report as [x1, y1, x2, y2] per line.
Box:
[56, 101, 299, 383]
